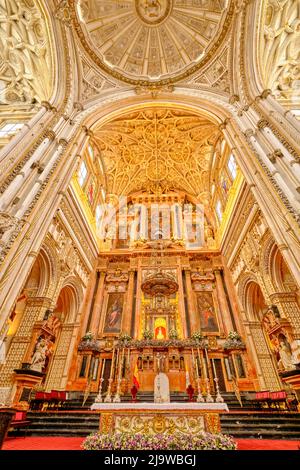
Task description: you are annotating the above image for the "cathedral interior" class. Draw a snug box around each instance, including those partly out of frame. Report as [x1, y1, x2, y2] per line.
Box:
[0, 0, 300, 447]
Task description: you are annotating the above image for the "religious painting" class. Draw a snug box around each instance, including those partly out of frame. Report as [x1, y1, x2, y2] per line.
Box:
[103, 293, 124, 334]
[197, 292, 219, 333]
[87, 179, 96, 206]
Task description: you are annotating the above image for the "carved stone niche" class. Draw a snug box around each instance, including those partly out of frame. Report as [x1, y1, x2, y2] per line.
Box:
[191, 270, 216, 291]
[142, 349, 154, 370]
[262, 307, 296, 373]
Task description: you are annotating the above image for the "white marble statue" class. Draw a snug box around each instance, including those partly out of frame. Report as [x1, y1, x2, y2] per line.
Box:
[30, 338, 48, 372]
[154, 372, 170, 403]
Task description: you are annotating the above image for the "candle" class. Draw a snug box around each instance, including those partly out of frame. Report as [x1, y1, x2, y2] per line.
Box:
[204, 348, 209, 379]
[197, 347, 201, 377]
[115, 347, 120, 380]
[109, 347, 115, 380]
[119, 348, 125, 379]
[212, 358, 217, 378]
[200, 351, 207, 379]
[101, 358, 106, 379]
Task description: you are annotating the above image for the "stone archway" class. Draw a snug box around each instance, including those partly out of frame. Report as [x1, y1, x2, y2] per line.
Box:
[45, 283, 81, 391]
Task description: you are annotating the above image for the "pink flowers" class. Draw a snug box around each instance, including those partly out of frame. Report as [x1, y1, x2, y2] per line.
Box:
[82, 432, 237, 450]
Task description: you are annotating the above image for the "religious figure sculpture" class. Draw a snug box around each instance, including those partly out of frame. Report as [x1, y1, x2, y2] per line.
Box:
[278, 339, 296, 371]
[30, 338, 48, 373]
[143, 1, 162, 19]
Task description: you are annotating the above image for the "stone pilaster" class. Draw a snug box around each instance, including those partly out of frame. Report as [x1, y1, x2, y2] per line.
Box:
[122, 269, 135, 335]
[213, 269, 233, 335]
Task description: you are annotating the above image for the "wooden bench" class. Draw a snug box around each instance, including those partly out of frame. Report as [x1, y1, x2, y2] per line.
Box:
[9, 411, 31, 437]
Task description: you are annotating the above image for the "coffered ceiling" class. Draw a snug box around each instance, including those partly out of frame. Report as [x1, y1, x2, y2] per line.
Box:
[75, 0, 233, 85]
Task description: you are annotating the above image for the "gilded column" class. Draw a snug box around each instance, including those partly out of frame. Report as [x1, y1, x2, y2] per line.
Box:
[122, 269, 135, 335]
[184, 268, 199, 334]
[177, 265, 188, 338]
[214, 269, 234, 335]
[90, 270, 106, 336]
[80, 270, 98, 335]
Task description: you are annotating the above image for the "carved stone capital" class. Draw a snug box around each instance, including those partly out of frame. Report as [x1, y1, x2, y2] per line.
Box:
[229, 95, 240, 104]
[257, 119, 269, 130]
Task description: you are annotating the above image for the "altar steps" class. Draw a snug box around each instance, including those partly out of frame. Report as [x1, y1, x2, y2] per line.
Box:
[9, 410, 300, 439]
[9, 412, 99, 437]
[60, 391, 258, 411]
[220, 412, 300, 439]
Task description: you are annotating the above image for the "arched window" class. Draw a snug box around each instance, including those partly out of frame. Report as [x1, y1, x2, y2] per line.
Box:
[95, 205, 102, 229]
[228, 154, 237, 180]
[88, 144, 94, 161]
[216, 200, 223, 222]
[78, 161, 88, 187]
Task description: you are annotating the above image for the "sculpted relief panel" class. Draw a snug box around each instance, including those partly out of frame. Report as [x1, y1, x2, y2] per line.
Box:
[0, 0, 53, 105]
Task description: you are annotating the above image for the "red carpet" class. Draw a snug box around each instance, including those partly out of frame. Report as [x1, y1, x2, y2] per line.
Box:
[2, 437, 300, 450]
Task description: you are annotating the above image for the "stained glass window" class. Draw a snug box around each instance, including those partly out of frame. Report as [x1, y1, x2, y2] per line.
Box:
[228, 154, 237, 180]
[216, 200, 223, 222]
[78, 161, 88, 187]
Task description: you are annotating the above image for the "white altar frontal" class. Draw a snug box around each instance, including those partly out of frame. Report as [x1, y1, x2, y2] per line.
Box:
[91, 402, 229, 436]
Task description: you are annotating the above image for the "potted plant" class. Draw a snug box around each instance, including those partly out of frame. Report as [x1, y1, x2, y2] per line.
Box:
[191, 331, 203, 343]
[143, 330, 153, 340]
[169, 329, 178, 340]
[81, 331, 93, 342]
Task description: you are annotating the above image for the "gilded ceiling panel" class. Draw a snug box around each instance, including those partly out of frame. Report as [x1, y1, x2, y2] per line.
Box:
[93, 107, 220, 200]
[75, 0, 233, 85]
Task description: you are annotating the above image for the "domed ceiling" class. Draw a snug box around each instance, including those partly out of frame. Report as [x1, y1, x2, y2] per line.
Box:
[75, 0, 233, 85]
[93, 107, 221, 201]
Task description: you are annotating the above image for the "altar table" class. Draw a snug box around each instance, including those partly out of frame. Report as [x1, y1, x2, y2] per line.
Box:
[91, 402, 229, 435]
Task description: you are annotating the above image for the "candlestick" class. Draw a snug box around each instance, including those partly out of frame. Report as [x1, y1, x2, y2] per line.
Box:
[205, 377, 214, 403]
[104, 378, 113, 402]
[95, 378, 104, 403]
[105, 347, 115, 402]
[114, 348, 125, 402]
[214, 377, 224, 403]
[196, 377, 204, 403]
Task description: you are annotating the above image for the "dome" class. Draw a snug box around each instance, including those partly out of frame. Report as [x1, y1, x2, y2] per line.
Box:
[75, 0, 233, 85]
